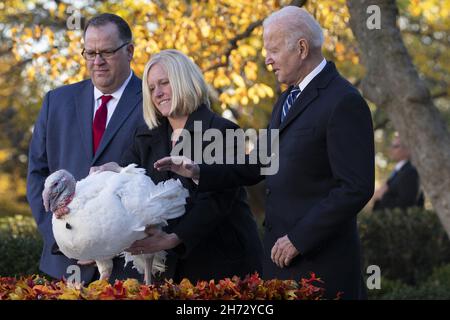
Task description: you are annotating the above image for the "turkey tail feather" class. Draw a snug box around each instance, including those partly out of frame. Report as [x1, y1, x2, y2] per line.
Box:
[120, 163, 146, 175]
[150, 179, 189, 220]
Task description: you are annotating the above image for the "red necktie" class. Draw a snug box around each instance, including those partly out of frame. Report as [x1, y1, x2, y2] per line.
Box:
[93, 95, 113, 154]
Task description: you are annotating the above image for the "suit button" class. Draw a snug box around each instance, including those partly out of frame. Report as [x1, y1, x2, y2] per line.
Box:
[266, 188, 271, 195]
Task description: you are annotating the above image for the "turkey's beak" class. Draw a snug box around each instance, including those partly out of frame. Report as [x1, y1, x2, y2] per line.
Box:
[42, 185, 63, 213]
[42, 187, 51, 212]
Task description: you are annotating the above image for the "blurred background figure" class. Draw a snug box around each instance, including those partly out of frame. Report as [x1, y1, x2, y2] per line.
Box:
[372, 134, 424, 211]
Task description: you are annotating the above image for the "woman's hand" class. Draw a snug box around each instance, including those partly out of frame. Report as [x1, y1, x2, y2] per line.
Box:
[154, 156, 200, 180]
[126, 226, 182, 255]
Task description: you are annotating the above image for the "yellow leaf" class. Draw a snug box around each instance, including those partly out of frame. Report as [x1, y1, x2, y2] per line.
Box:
[261, 84, 274, 98]
[200, 22, 211, 37]
[244, 61, 257, 81]
[231, 73, 246, 87]
[34, 25, 41, 38]
[188, 32, 198, 43]
[335, 42, 345, 54]
[58, 290, 80, 300]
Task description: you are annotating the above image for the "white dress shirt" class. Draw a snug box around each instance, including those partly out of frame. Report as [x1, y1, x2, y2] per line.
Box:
[93, 71, 133, 126]
[394, 159, 408, 172]
[296, 58, 327, 92]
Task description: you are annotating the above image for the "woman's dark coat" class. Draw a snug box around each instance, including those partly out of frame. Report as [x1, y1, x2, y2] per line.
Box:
[121, 105, 263, 282]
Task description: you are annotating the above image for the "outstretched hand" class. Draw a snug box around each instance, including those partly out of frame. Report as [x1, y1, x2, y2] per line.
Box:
[154, 156, 200, 180]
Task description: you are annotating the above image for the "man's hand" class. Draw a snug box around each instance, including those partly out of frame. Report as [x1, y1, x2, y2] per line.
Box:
[154, 156, 200, 180]
[125, 226, 182, 255]
[89, 162, 122, 175]
[271, 235, 300, 268]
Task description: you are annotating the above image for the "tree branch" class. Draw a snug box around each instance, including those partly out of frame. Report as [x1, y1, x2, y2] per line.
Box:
[203, 0, 307, 73]
[0, 46, 13, 57]
[203, 19, 264, 72]
[0, 58, 33, 78]
[431, 90, 448, 99]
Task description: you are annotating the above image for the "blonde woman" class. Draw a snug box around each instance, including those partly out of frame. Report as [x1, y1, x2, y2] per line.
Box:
[118, 49, 263, 283]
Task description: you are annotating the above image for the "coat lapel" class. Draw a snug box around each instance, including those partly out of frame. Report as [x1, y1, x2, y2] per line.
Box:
[74, 81, 95, 160]
[279, 88, 319, 132]
[277, 61, 338, 133]
[92, 74, 142, 164]
[147, 120, 172, 183]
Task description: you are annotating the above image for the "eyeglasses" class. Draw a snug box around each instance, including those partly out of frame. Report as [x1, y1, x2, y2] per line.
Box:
[81, 42, 129, 60]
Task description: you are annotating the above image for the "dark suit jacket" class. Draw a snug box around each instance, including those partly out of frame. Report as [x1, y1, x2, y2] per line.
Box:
[120, 105, 263, 283]
[373, 161, 424, 211]
[27, 74, 146, 283]
[198, 62, 375, 299]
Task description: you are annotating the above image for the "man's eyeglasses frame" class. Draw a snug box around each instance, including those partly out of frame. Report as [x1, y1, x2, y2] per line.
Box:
[81, 42, 130, 61]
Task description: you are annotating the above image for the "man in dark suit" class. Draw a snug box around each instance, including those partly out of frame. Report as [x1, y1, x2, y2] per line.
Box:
[26, 13, 145, 283]
[373, 135, 424, 211]
[155, 6, 374, 299]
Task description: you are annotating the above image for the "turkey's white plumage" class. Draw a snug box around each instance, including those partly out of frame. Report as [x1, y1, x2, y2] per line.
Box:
[50, 164, 189, 280]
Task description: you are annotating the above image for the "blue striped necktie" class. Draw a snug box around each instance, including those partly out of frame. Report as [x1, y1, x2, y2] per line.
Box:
[281, 87, 301, 123]
[387, 169, 398, 182]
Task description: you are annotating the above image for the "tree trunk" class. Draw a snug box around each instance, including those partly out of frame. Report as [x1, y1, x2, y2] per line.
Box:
[346, 0, 450, 237]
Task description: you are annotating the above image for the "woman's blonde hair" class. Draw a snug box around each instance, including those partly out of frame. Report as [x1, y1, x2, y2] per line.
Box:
[142, 49, 211, 129]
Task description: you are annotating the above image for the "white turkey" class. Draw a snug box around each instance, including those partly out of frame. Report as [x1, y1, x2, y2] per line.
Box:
[42, 164, 189, 284]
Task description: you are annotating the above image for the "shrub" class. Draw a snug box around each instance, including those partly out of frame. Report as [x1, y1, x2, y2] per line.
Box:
[367, 277, 411, 300]
[0, 198, 31, 218]
[0, 215, 42, 277]
[368, 264, 450, 300]
[359, 207, 450, 285]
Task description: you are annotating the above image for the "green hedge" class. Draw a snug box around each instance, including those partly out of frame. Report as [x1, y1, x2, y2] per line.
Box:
[0, 215, 42, 277]
[359, 207, 450, 285]
[368, 264, 450, 300]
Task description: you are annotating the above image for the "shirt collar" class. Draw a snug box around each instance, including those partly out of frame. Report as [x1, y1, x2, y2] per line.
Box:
[93, 70, 133, 101]
[395, 159, 408, 172]
[296, 58, 327, 92]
